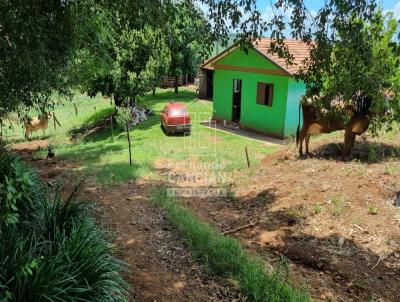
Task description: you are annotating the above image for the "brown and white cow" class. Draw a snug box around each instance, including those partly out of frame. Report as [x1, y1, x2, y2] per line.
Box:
[24, 113, 51, 139]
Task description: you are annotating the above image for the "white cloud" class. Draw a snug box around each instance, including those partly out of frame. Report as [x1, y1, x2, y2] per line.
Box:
[394, 1, 400, 19]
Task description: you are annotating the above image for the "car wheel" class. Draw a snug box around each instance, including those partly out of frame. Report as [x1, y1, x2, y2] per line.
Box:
[161, 123, 170, 135]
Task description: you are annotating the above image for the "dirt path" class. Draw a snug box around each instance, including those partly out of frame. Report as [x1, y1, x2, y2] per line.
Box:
[93, 181, 245, 302]
[10, 143, 244, 302]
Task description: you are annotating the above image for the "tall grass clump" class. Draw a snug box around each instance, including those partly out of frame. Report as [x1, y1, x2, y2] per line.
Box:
[0, 148, 129, 301]
[150, 188, 309, 302]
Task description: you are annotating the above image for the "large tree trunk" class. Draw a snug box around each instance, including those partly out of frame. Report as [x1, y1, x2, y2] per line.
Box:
[342, 129, 356, 157]
[174, 75, 179, 94]
[114, 93, 124, 107]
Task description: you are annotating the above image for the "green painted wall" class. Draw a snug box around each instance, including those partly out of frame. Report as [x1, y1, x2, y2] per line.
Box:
[213, 49, 289, 136]
[217, 48, 279, 70]
[284, 78, 306, 136]
[212, 47, 305, 138]
[213, 68, 289, 136]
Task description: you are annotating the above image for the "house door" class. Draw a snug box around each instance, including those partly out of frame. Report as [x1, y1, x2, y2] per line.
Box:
[232, 79, 242, 122]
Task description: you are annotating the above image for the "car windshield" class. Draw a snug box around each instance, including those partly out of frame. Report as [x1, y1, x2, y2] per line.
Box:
[169, 108, 188, 116]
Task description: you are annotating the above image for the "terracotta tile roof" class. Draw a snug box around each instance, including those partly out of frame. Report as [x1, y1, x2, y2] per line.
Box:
[253, 38, 313, 75]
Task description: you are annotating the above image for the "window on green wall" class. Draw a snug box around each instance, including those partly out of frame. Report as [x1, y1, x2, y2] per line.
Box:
[256, 83, 273, 106]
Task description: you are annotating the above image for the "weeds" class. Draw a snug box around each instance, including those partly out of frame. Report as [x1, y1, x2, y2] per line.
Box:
[150, 188, 309, 302]
[313, 203, 323, 215]
[367, 146, 378, 163]
[286, 205, 308, 223]
[226, 189, 236, 202]
[368, 206, 378, 215]
[330, 196, 347, 217]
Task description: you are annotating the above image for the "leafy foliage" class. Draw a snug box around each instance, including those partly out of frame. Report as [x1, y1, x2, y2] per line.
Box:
[0, 0, 74, 115]
[165, 2, 214, 93]
[112, 26, 171, 102]
[0, 153, 129, 301]
[0, 156, 43, 227]
[267, 1, 400, 132]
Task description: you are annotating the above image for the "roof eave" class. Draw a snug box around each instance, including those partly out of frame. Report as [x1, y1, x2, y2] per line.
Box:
[251, 47, 293, 77]
[201, 43, 240, 70]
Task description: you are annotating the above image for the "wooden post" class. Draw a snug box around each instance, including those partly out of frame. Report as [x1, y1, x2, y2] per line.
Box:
[126, 122, 132, 166]
[245, 146, 250, 168]
[53, 113, 61, 130]
[110, 115, 114, 141]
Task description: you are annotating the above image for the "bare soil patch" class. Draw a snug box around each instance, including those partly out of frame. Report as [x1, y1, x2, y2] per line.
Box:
[159, 137, 400, 301]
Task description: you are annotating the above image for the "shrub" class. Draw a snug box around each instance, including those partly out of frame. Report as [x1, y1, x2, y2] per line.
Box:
[0, 151, 130, 301]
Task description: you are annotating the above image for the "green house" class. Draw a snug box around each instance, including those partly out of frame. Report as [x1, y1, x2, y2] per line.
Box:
[201, 39, 311, 139]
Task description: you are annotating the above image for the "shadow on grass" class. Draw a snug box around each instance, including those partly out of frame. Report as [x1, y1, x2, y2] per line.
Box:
[58, 143, 125, 162]
[312, 141, 400, 163]
[142, 89, 197, 107]
[94, 161, 155, 185]
[69, 111, 161, 143]
[56, 141, 156, 184]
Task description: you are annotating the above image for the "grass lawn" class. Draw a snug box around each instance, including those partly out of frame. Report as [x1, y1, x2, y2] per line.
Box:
[6, 88, 278, 184]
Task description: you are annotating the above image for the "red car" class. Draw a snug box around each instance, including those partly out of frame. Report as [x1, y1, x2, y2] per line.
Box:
[161, 103, 191, 134]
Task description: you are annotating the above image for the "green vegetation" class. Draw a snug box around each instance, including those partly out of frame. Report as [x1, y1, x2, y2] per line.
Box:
[7, 89, 275, 185]
[150, 188, 309, 302]
[368, 206, 378, 215]
[331, 196, 348, 217]
[313, 203, 323, 215]
[0, 150, 129, 301]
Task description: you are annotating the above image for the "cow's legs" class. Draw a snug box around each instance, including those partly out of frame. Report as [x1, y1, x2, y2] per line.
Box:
[298, 127, 308, 157]
[25, 130, 30, 140]
[343, 128, 356, 157]
[305, 134, 311, 155]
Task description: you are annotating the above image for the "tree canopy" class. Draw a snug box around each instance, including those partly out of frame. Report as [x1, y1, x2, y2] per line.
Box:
[0, 0, 74, 116]
[0, 0, 399, 131]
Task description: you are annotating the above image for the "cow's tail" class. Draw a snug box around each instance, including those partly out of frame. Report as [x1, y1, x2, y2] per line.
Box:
[296, 102, 301, 147]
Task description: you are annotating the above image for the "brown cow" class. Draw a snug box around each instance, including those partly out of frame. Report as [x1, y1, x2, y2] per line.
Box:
[296, 103, 349, 156]
[24, 113, 51, 140]
[296, 91, 394, 157]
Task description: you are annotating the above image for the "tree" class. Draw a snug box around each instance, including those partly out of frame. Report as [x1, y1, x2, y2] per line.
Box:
[0, 0, 269, 120]
[0, 0, 75, 117]
[112, 26, 171, 104]
[267, 1, 400, 137]
[116, 107, 133, 165]
[165, 2, 213, 94]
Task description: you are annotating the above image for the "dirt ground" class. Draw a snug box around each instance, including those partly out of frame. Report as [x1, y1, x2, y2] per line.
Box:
[10, 133, 400, 302]
[157, 136, 400, 301]
[11, 143, 245, 302]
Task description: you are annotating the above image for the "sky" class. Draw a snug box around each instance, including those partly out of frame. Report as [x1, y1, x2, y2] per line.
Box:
[255, 0, 400, 19]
